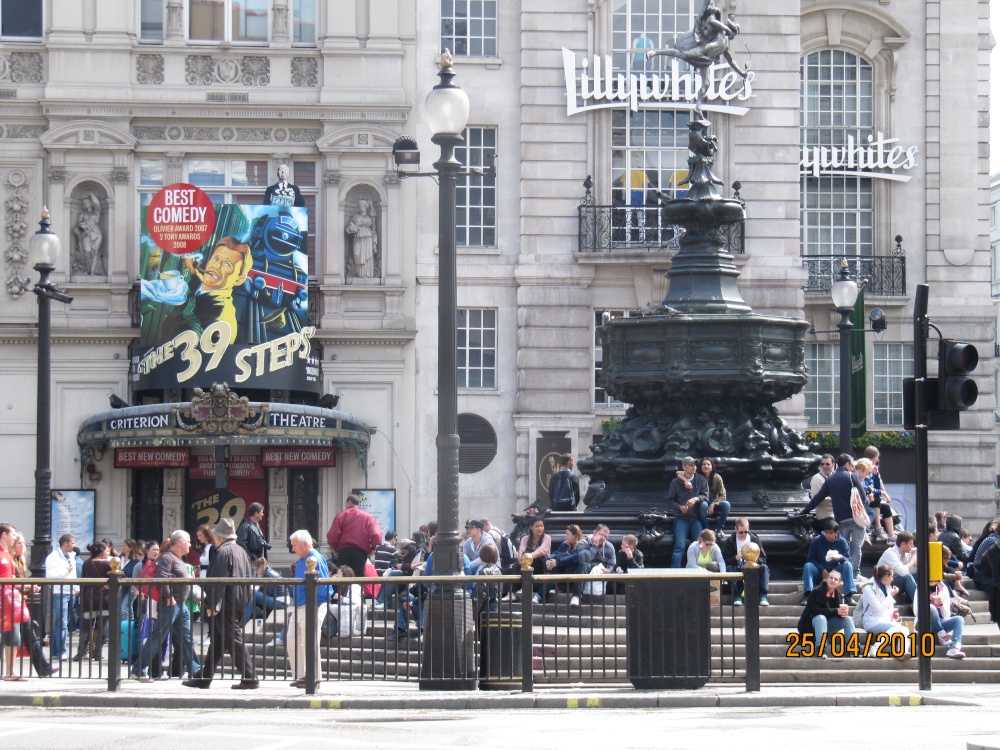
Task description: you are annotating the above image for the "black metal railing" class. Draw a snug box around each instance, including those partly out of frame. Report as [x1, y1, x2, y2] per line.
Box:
[803, 239, 907, 297]
[0, 569, 760, 693]
[578, 204, 684, 252]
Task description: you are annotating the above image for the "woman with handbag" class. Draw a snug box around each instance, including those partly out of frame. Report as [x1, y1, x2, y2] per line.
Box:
[0, 523, 30, 680]
[75, 542, 113, 662]
[11, 533, 57, 677]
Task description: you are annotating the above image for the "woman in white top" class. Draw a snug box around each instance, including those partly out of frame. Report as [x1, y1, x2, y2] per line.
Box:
[859, 564, 909, 656]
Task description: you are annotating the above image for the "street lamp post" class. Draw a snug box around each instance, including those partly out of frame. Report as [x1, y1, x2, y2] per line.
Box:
[419, 51, 476, 690]
[28, 209, 73, 577]
[831, 259, 859, 458]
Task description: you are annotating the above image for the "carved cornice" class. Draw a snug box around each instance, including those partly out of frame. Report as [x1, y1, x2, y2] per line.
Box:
[44, 104, 407, 121]
[0, 52, 44, 84]
[185, 54, 270, 86]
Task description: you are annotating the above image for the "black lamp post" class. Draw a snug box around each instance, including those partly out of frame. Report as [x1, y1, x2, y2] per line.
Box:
[28, 208, 73, 577]
[416, 51, 476, 689]
[831, 259, 858, 458]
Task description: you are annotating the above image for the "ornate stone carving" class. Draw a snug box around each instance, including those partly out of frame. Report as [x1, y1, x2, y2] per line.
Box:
[82, 130, 95, 142]
[324, 171, 343, 186]
[183, 127, 220, 141]
[132, 126, 167, 141]
[273, 6, 289, 39]
[215, 58, 240, 84]
[166, 1, 183, 38]
[186, 55, 214, 86]
[137, 54, 164, 85]
[4, 170, 30, 298]
[47, 168, 67, 182]
[236, 128, 271, 141]
[273, 128, 288, 142]
[5, 125, 46, 139]
[166, 153, 185, 170]
[175, 383, 267, 435]
[384, 170, 400, 186]
[289, 128, 321, 142]
[166, 126, 183, 141]
[346, 195, 379, 280]
[241, 56, 270, 86]
[112, 167, 130, 184]
[291, 57, 318, 87]
[10, 52, 43, 84]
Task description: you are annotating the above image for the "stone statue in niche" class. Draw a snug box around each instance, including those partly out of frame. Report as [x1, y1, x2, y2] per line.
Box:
[72, 192, 106, 276]
[346, 198, 379, 278]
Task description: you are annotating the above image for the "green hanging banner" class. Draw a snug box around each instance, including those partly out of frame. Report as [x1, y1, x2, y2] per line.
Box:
[849, 288, 867, 438]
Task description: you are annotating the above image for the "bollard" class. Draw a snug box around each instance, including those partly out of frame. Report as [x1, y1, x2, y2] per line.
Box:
[742, 546, 762, 693]
[520, 554, 533, 693]
[304, 557, 318, 695]
[107, 560, 122, 692]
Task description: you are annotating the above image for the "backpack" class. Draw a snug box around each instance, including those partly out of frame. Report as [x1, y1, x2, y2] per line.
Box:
[497, 533, 518, 572]
[550, 470, 575, 510]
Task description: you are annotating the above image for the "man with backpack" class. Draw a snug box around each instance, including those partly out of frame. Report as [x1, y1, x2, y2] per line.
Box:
[548, 453, 580, 511]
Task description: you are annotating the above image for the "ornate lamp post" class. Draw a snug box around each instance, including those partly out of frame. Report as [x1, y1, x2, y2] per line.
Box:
[28, 209, 73, 576]
[419, 51, 475, 690]
[831, 259, 859, 458]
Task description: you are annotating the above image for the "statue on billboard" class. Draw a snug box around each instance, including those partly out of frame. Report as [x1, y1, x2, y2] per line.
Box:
[72, 192, 105, 276]
[262, 164, 305, 208]
[346, 199, 378, 279]
[645, 0, 749, 112]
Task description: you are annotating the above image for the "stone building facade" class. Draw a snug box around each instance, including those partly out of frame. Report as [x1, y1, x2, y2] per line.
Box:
[0, 0, 994, 562]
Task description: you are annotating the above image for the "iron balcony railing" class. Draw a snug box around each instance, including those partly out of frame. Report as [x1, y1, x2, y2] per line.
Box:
[577, 205, 746, 255]
[804, 237, 907, 297]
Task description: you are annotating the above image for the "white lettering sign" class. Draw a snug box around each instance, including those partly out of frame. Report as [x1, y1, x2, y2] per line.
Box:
[799, 132, 918, 183]
[563, 48, 753, 117]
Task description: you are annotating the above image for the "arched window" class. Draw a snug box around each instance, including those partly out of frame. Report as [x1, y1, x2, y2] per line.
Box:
[800, 49, 874, 258]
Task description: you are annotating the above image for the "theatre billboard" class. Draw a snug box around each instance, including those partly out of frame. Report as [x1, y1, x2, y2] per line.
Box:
[133, 184, 320, 393]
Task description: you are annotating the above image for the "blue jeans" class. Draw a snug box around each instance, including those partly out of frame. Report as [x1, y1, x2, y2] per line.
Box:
[812, 614, 855, 640]
[132, 602, 200, 677]
[839, 519, 866, 577]
[672, 515, 704, 568]
[243, 591, 286, 624]
[802, 561, 857, 595]
[50, 594, 71, 658]
[893, 574, 917, 601]
[379, 572, 405, 606]
[700, 500, 731, 533]
[396, 591, 425, 632]
[727, 563, 770, 597]
[931, 611, 964, 644]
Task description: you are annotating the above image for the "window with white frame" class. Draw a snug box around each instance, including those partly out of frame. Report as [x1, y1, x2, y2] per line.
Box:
[992, 242, 1000, 283]
[1, 0, 42, 38]
[189, 0, 269, 43]
[805, 343, 839, 426]
[291, 0, 316, 44]
[800, 50, 874, 257]
[139, 157, 319, 272]
[139, 0, 164, 41]
[610, 1, 698, 207]
[441, 0, 497, 58]
[456, 127, 496, 247]
[595, 310, 631, 408]
[872, 343, 912, 427]
[457, 309, 496, 389]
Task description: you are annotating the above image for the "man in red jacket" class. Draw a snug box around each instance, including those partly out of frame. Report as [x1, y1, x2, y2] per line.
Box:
[326, 494, 382, 574]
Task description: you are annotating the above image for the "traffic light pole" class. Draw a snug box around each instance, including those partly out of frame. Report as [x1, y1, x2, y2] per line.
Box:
[912, 284, 931, 691]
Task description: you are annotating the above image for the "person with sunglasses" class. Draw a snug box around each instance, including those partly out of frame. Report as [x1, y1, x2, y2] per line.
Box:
[808, 454, 837, 530]
[720, 518, 770, 606]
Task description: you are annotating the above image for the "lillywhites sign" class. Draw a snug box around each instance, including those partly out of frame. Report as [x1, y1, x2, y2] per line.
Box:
[800, 133, 918, 183]
[562, 48, 753, 116]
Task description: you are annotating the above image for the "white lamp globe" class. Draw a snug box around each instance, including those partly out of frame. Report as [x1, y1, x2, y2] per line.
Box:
[29, 208, 62, 267]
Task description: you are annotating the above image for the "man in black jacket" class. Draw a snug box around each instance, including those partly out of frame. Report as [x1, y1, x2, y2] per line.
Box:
[667, 456, 710, 568]
[237, 503, 270, 562]
[184, 518, 257, 690]
[939, 514, 969, 565]
[720, 518, 770, 606]
[548, 454, 580, 511]
[801, 453, 867, 581]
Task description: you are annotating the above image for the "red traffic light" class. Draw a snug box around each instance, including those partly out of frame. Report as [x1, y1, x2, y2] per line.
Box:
[939, 340, 979, 411]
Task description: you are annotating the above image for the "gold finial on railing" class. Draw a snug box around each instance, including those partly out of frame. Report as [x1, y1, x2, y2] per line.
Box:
[305, 556, 317, 573]
[109, 557, 121, 574]
[741, 542, 761, 569]
[519, 553, 534, 572]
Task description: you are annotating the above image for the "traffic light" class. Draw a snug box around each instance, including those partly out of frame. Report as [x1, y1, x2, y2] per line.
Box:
[938, 340, 979, 411]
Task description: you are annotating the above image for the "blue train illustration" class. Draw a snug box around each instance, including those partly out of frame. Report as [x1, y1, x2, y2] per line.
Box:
[242, 211, 309, 343]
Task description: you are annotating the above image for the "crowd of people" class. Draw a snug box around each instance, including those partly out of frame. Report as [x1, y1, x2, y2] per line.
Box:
[1, 444, 995, 681]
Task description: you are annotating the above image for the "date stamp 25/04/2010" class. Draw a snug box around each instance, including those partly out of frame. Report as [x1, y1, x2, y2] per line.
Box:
[785, 631, 935, 659]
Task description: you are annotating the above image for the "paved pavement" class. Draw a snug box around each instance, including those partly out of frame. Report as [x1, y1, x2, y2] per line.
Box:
[3, 675, 1000, 711]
